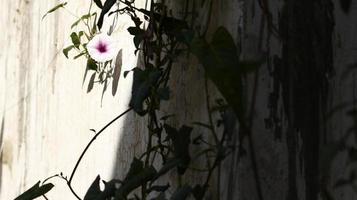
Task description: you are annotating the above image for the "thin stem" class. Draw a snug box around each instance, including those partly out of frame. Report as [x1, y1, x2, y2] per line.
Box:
[204, 74, 219, 144]
[69, 108, 132, 184]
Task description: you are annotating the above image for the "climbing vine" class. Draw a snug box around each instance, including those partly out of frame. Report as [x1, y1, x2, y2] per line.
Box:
[15, 0, 261, 200]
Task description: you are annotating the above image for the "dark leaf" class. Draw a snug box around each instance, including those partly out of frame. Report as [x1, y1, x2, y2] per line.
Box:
[100, 79, 108, 105]
[157, 87, 170, 100]
[97, 0, 116, 30]
[170, 185, 192, 200]
[192, 185, 206, 200]
[148, 184, 170, 192]
[129, 68, 161, 115]
[87, 73, 96, 93]
[190, 27, 245, 121]
[84, 175, 119, 200]
[115, 166, 157, 199]
[112, 49, 122, 96]
[124, 158, 144, 182]
[15, 181, 54, 200]
[124, 70, 131, 78]
[93, 0, 103, 9]
[127, 27, 145, 36]
[164, 125, 192, 174]
[134, 36, 144, 49]
[340, 0, 352, 14]
[84, 175, 102, 200]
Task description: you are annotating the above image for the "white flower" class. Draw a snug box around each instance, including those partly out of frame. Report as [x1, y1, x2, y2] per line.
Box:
[87, 33, 118, 62]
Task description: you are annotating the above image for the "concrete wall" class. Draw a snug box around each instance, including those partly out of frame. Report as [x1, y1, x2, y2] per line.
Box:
[1, 0, 357, 200]
[0, 0, 148, 199]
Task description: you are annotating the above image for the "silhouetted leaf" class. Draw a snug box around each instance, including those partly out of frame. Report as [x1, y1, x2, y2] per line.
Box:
[164, 125, 192, 174]
[170, 185, 192, 200]
[124, 158, 144, 182]
[15, 181, 54, 200]
[340, 0, 352, 14]
[84, 175, 119, 200]
[127, 27, 145, 36]
[93, 0, 103, 9]
[42, 2, 67, 19]
[84, 175, 101, 200]
[148, 184, 170, 192]
[87, 73, 96, 93]
[115, 165, 157, 199]
[130, 68, 161, 115]
[191, 27, 246, 121]
[97, 0, 116, 30]
[100, 79, 108, 105]
[112, 49, 122, 96]
[192, 185, 206, 200]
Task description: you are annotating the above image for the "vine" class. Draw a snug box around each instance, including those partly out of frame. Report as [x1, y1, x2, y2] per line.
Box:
[15, 1, 261, 200]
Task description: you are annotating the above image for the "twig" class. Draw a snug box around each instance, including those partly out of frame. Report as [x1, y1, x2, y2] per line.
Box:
[68, 108, 132, 184]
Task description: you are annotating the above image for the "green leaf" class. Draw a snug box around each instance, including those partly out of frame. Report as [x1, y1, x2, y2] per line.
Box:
[87, 73, 96, 93]
[15, 181, 54, 200]
[73, 52, 86, 59]
[87, 58, 98, 71]
[63, 45, 75, 58]
[112, 49, 122, 96]
[71, 32, 81, 49]
[42, 2, 67, 19]
[71, 13, 96, 29]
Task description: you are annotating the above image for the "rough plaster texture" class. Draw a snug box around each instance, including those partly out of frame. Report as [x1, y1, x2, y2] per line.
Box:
[1, 0, 357, 200]
[0, 0, 148, 199]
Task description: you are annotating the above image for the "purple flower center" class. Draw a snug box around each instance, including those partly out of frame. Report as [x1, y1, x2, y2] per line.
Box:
[96, 41, 108, 53]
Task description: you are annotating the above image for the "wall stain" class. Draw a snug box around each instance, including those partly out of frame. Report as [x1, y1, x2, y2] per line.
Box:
[278, 1, 334, 200]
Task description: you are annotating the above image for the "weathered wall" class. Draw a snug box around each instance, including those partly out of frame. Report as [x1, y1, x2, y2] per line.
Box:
[0, 0, 148, 199]
[2, 0, 357, 200]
